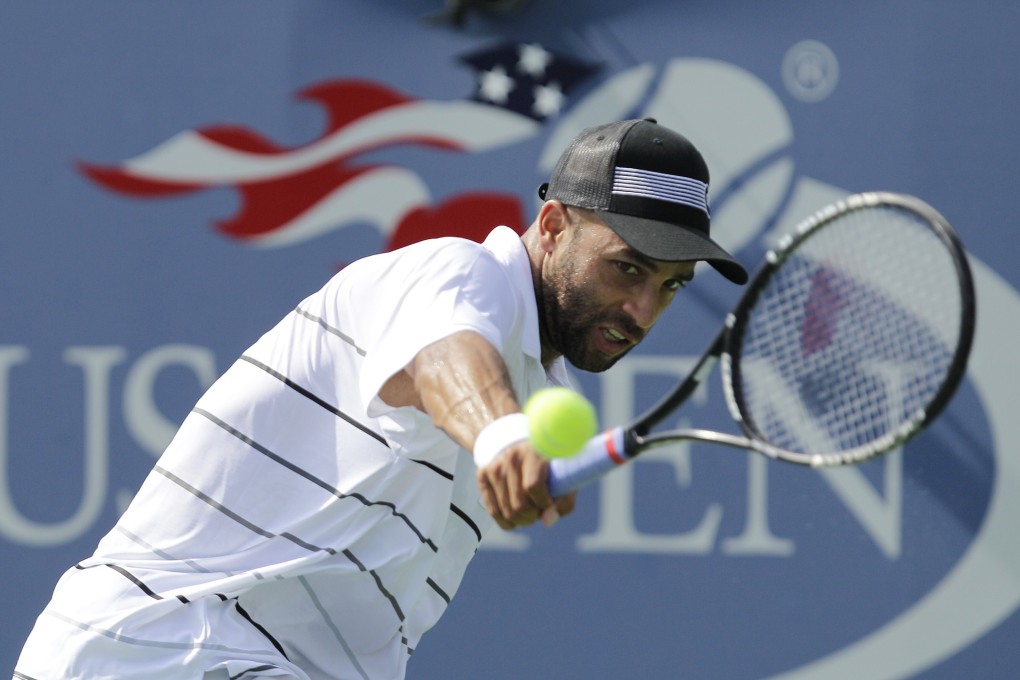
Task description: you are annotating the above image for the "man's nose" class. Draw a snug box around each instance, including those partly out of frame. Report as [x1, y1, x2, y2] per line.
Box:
[622, 285, 663, 331]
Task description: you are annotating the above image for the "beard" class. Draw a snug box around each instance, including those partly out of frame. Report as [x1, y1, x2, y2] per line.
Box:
[539, 268, 645, 373]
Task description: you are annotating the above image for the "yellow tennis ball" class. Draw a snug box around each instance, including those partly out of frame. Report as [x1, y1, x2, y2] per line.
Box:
[523, 387, 598, 459]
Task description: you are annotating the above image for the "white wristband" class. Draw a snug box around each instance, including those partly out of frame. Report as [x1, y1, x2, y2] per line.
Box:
[472, 413, 530, 468]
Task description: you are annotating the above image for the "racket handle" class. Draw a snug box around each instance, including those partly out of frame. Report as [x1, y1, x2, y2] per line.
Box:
[547, 426, 629, 497]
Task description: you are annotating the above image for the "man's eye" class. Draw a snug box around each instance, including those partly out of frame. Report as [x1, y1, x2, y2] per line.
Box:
[616, 262, 640, 276]
[665, 279, 688, 292]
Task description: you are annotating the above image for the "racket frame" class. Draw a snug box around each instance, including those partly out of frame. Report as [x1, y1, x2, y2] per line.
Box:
[549, 192, 976, 496]
[722, 191, 976, 465]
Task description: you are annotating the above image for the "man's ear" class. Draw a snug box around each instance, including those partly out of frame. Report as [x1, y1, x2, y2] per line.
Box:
[537, 200, 569, 254]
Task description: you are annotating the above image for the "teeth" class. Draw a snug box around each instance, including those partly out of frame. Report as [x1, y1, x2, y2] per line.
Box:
[604, 328, 626, 342]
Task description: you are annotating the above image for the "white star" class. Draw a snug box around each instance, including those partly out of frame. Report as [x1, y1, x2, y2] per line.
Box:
[532, 81, 565, 118]
[478, 65, 516, 104]
[517, 43, 552, 78]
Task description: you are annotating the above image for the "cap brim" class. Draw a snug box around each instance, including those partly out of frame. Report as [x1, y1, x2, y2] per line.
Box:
[595, 211, 749, 285]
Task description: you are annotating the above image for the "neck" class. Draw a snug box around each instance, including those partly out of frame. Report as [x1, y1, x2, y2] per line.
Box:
[522, 225, 562, 368]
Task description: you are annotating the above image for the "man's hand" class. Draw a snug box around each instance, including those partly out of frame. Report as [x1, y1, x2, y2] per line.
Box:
[476, 441, 577, 530]
[379, 330, 579, 530]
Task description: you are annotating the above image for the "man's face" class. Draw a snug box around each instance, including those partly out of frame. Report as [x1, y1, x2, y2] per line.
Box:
[539, 209, 696, 372]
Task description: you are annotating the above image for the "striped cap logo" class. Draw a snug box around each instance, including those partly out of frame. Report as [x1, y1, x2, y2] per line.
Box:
[612, 167, 710, 216]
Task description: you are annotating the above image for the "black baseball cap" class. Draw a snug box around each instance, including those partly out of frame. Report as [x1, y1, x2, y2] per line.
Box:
[538, 118, 748, 284]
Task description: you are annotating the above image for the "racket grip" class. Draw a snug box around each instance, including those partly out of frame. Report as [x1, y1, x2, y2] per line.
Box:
[547, 427, 629, 497]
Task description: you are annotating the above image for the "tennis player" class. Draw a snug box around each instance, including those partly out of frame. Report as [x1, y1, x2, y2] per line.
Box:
[14, 119, 747, 680]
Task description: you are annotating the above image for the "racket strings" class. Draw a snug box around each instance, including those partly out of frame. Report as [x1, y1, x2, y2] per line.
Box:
[735, 205, 963, 456]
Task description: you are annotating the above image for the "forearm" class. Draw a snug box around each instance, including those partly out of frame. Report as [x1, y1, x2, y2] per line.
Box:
[382, 329, 574, 529]
[412, 331, 520, 450]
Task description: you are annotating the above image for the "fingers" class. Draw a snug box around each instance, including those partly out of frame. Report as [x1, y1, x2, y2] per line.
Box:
[477, 443, 564, 530]
[477, 445, 541, 529]
[554, 490, 577, 519]
[540, 491, 578, 527]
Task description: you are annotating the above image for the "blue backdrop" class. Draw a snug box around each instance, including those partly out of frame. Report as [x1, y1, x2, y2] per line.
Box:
[2, 1, 1018, 677]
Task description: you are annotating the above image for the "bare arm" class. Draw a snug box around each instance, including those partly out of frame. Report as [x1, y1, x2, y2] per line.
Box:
[379, 330, 575, 530]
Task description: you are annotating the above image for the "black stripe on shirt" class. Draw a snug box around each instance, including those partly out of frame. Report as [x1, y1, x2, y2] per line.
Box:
[75, 562, 188, 605]
[239, 355, 386, 447]
[153, 464, 409, 625]
[410, 458, 454, 480]
[155, 465, 275, 539]
[155, 465, 334, 556]
[342, 549, 405, 622]
[231, 665, 281, 680]
[426, 577, 451, 605]
[450, 503, 482, 543]
[294, 306, 367, 356]
[192, 408, 438, 553]
[234, 600, 289, 660]
[104, 563, 163, 601]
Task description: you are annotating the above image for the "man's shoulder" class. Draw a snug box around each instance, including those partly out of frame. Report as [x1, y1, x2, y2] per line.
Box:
[332, 229, 524, 297]
[402, 232, 519, 278]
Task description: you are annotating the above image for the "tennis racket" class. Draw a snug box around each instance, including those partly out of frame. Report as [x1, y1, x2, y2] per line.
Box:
[547, 191, 976, 498]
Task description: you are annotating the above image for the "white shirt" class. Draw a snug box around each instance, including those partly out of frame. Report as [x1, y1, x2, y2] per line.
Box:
[15, 227, 569, 680]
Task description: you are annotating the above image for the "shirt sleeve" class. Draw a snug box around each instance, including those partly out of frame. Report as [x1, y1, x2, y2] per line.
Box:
[356, 239, 522, 417]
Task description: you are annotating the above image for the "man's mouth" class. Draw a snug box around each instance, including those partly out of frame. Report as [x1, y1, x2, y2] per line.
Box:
[597, 326, 632, 353]
[603, 327, 627, 343]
